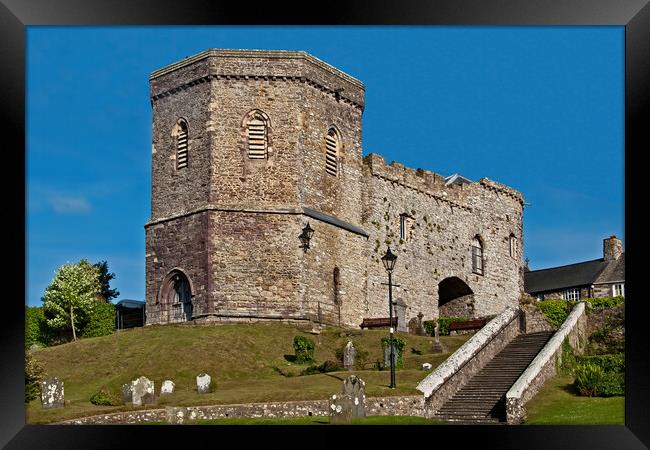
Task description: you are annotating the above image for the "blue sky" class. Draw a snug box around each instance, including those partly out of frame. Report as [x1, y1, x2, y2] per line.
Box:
[26, 26, 624, 307]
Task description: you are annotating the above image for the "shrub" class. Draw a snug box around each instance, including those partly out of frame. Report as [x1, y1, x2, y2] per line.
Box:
[80, 301, 116, 338]
[381, 336, 406, 368]
[89, 387, 122, 406]
[537, 300, 575, 327]
[293, 335, 315, 364]
[574, 363, 604, 397]
[598, 372, 625, 397]
[423, 320, 435, 336]
[586, 296, 624, 309]
[25, 352, 45, 403]
[25, 306, 54, 349]
[576, 354, 624, 373]
[301, 360, 342, 375]
[423, 317, 466, 336]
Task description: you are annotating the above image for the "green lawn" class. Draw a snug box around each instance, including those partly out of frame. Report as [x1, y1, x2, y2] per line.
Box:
[524, 375, 624, 425]
[27, 322, 469, 424]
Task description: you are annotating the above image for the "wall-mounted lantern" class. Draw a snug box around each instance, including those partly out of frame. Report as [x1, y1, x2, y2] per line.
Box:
[299, 222, 315, 252]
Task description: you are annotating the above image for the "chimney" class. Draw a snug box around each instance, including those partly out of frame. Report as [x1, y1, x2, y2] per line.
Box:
[603, 236, 622, 261]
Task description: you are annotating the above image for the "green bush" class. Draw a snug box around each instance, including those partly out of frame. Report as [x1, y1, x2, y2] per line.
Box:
[423, 317, 466, 336]
[423, 320, 435, 336]
[574, 363, 605, 397]
[25, 352, 45, 403]
[80, 301, 116, 338]
[293, 335, 315, 364]
[576, 354, 624, 373]
[301, 360, 342, 375]
[89, 387, 122, 406]
[537, 300, 576, 327]
[586, 296, 624, 309]
[25, 306, 53, 349]
[381, 336, 405, 368]
[598, 372, 625, 397]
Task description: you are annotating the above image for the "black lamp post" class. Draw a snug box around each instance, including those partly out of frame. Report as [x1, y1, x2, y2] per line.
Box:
[381, 246, 397, 389]
[299, 222, 315, 252]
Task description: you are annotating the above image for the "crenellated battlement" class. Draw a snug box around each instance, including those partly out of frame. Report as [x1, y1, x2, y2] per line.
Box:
[362, 153, 524, 209]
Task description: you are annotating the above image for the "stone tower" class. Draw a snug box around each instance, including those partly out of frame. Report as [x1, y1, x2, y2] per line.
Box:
[145, 49, 368, 326]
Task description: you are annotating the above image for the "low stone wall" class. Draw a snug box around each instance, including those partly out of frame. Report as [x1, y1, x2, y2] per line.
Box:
[520, 304, 556, 334]
[586, 305, 624, 336]
[416, 306, 521, 417]
[505, 302, 587, 424]
[55, 395, 424, 425]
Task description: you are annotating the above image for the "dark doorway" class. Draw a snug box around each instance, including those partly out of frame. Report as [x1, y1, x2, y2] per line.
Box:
[438, 277, 475, 318]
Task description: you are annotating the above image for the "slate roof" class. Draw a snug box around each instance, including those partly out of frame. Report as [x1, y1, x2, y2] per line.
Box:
[594, 253, 625, 284]
[444, 173, 473, 186]
[524, 257, 621, 294]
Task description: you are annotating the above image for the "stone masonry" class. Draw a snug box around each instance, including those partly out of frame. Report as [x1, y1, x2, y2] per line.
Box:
[144, 49, 525, 329]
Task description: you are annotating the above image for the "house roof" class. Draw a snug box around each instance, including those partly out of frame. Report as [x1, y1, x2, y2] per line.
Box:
[444, 173, 473, 186]
[116, 299, 145, 309]
[524, 258, 609, 293]
[594, 253, 625, 284]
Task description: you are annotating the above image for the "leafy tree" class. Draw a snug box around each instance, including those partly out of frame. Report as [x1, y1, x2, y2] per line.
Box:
[42, 259, 101, 341]
[94, 260, 120, 302]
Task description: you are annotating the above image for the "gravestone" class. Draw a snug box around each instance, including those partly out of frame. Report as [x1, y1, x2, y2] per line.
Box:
[40, 378, 64, 409]
[408, 312, 427, 336]
[342, 375, 366, 418]
[121, 383, 133, 403]
[383, 343, 397, 368]
[394, 299, 407, 333]
[432, 321, 446, 353]
[160, 380, 175, 395]
[131, 376, 155, 406]
[343, 341, 356, 370]
[328, 375, 367, 424]
[196, 373, 211, 394]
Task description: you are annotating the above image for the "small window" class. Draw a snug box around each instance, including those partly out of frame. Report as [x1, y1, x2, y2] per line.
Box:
[563, 288, 581, 301]
[612, 283, 624, 297]
[536, 294, 545, 301]
[177, 120, 188, 169]
[509, 234, 518, 258]
[472, 236, 484, 275]
[400, 214, 415, 242]
[247, 111, 269, 159]
[325, 128, 339, 176]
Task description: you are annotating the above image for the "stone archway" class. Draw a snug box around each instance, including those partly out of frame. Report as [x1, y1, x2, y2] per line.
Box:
[438, 277, 475, 318]
[158, 269, 194, 323]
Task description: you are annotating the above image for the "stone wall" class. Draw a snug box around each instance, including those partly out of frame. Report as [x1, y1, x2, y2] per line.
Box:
[520, 304, 556, 334]
[416, 306, 521, 416]
[56, 395, 425, 425]
[362, 154, 523, 327]
[505, 302, 587, 424]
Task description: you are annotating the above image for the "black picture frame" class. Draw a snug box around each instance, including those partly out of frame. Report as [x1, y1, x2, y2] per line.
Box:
[2, 1, 647, 448]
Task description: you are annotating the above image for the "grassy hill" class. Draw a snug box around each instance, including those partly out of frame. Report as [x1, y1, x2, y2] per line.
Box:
[27, 322, 470, 424]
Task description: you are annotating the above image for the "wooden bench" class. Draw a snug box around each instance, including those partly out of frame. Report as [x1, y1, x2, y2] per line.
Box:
[448, 318, 488, 333]
[360, 317, 398, 329]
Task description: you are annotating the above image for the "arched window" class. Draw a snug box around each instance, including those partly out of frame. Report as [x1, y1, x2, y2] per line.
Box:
[472, 236, 484, 275]
[176, 120, 189, 169]
[246, 111, 269, 159]
[325, 128, 340, 176]
[509, 233, 518, 258]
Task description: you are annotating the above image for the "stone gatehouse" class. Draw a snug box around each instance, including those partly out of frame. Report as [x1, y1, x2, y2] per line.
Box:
[144, 49, 525, 329]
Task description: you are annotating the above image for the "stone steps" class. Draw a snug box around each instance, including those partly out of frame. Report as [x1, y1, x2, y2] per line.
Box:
[435, 331, 553, 424]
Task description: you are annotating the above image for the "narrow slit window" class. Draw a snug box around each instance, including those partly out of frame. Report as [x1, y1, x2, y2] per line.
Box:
[177, 121, 188, 169]
[247, 115, 268, 159]
[509, 234, 518, 258]
[325, 129, 339, 176]
[472, 236, 484, 275]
